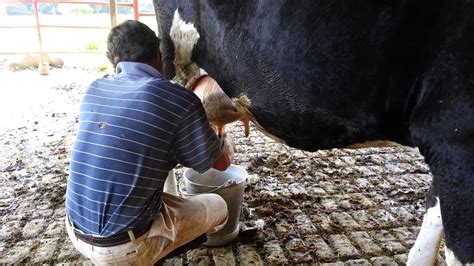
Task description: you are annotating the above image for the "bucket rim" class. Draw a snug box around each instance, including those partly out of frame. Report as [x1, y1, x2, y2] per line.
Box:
[183, 165, 247, 188]
[184, 176, 220, 188]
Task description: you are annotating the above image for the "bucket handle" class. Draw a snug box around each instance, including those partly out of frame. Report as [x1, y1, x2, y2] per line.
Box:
[179, 178, 237, 196]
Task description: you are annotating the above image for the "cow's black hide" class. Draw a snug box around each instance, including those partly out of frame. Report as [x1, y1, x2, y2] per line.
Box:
[156, 0, 449, 151]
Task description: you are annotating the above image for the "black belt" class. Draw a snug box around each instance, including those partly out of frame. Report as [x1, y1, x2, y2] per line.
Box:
[73, 221, 152, 247]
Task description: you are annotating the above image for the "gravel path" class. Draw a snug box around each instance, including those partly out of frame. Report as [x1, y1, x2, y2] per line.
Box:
[0, 69, 444, 265]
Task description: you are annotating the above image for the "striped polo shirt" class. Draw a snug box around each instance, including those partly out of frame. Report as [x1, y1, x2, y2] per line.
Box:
[65, 61, 224, 237]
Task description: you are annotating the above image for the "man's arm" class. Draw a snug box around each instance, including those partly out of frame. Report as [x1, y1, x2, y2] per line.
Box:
[169, 100, 233, 173]
[189, 75, 236, 171]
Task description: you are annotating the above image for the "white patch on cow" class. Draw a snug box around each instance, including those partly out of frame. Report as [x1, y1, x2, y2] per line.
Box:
[169, 9, 207, 89]
[445, 247, 473, 266]
[170, 9, 200, 68]
[407, 197, 444, 266]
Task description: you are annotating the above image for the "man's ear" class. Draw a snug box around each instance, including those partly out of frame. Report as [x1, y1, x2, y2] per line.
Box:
[148, 50, 163, 73]
[156, 49, 163, 73]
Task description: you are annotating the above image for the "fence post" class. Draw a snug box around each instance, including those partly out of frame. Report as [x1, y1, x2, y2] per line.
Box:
[133, 0, 139, 20]
[33, 0, 49, 75]
[110, 0, 117, 27]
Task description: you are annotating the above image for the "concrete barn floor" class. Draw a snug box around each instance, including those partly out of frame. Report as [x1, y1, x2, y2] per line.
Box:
[0, 68, 446, 265]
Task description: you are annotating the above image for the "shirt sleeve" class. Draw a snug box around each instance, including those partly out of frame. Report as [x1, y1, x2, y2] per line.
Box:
[169, 101, 225, 173]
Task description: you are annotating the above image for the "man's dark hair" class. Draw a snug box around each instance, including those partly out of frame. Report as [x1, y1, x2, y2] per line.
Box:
[106, 20, 160, 67]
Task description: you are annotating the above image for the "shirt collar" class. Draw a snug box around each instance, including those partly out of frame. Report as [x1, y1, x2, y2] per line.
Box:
[115, 61, 164, 79]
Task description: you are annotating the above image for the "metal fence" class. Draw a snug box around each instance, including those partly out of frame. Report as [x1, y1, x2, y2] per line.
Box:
[0, 0, 156, 73]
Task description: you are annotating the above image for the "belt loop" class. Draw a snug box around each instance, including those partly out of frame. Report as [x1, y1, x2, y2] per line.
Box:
[128, 230, 136, 242]
[67, 215, 75, 229]
[66, 215, 79, 242]
[128, 230, 139, 253]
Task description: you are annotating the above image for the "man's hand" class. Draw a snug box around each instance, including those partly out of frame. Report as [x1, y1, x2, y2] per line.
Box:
[212, 134, 235, 171]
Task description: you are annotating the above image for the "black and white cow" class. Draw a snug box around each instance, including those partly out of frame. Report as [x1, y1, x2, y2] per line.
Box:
[154, 1, 474, 264]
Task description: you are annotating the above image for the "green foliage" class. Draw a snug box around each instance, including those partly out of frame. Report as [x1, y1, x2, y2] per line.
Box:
[97, 64, 112, 73]
[84, 41, 99, 51]
[70, 8, 94, 15]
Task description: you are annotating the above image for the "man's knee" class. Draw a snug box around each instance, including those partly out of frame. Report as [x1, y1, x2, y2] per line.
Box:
[195, 194, 228, 230]
[205, 193, 227, 210]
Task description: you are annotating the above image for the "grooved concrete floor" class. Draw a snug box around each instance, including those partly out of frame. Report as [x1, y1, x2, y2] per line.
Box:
[0, 69, 444, 265]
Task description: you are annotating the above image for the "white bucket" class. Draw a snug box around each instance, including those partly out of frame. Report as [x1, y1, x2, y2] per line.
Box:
[182, 165, 247, 246]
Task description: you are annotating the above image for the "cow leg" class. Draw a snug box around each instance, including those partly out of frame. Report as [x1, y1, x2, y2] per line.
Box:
[439, 189, 474, 266]
[410, 46, 474, 264]
[411, 104, 474, 265]
[412, 124, 474, 265]
[407, 187, 443, 265]
[445, 247, 466, 266]
[439, 185, 474, 266]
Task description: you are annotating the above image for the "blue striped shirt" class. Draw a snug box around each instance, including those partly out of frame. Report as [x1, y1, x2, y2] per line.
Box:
[65, 62, 224, 237]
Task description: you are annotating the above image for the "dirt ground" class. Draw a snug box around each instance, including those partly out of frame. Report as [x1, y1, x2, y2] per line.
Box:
[0, 67, 445, 265]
